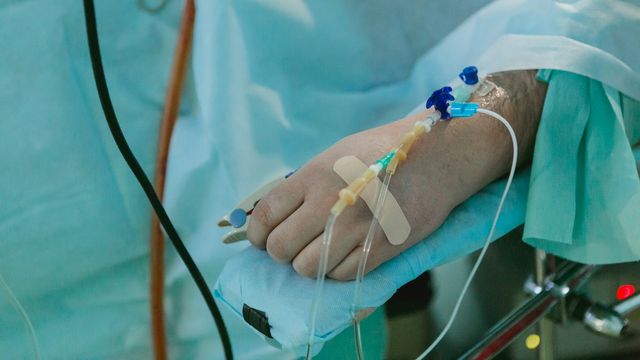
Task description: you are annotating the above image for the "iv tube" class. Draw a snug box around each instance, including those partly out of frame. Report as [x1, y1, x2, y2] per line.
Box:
[416, 108, 518, 360]
[306, 213, 338, 359]
[351, 171, 393, 359]
[306, 156, 392, 359]
[0, 272, 40, 360]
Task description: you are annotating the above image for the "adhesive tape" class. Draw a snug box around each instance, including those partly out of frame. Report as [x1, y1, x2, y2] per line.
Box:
[333, 156, 411, 245]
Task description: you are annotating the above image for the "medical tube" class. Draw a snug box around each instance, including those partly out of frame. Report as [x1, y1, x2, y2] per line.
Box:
[350, 81, 472, 358]
[350, 112, 438, 359]
[317, 66, 496, 359]
[82, 2, 233, 358]
[349, 71, 493, 331]
[306, 213, 338, 359]
[307, 153, 395, 359]
[416, 108, 518, 360]
[350, 170, 393, 359]
[0, 272, 40, 360]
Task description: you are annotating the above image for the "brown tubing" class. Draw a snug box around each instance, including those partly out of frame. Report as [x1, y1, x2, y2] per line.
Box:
[150, 1, 195, 359]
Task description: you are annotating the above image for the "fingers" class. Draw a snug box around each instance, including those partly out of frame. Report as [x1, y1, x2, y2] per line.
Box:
[246, 180, 304, 249]
[328, 225, 391, 281]
[292, 213, 371, 278]
[247, 174, 405, 280]
[265, 202, 325, 263]
[327, 246, 363, 281]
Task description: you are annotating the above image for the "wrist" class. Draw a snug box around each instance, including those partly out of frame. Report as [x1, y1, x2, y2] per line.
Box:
[445, 70, 546, 204]
[381, 70, 546, 215]
[432, 117, 510, 207]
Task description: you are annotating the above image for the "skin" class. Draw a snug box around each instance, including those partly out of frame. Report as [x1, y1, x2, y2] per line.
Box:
[246, 70, 548, 280]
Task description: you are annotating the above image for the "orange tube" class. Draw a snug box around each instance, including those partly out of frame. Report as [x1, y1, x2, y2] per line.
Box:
[150, 1, 195, 359]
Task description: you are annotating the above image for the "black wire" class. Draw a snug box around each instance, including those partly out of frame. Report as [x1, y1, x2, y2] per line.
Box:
[81, 1, 233, 359]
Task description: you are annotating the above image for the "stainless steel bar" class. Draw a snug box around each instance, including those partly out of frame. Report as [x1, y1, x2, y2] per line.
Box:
[458, 263, 597, 360]
[614, 292, 640, 317]
[535, 249, 554, 360]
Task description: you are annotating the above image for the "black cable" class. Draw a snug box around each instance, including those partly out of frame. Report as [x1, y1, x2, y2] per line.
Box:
[81, 1, 233, 358]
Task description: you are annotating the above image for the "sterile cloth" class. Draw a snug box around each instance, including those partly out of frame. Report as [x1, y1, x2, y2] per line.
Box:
[524, 70, 640, 263]
[215, 166, 531, 356]
[412, 0, 640, 101]
[0, 1, 187, 358]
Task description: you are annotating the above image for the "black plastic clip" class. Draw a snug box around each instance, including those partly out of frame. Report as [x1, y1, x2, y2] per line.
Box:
[242, 303, 273, 338]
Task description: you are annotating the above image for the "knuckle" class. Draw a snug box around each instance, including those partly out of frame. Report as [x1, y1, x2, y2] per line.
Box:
[266, 233, 290, 263]
[328, 266, 356, 281]
[246, 231, 265, 249]
[252, 198, 275, 229]
[293, 256, 317, 278]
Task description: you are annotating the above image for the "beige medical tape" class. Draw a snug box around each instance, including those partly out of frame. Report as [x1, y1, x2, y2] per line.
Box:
[333, 156, 411, 245]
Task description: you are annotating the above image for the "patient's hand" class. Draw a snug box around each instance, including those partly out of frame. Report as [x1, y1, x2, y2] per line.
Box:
[246, 70, 547, 280]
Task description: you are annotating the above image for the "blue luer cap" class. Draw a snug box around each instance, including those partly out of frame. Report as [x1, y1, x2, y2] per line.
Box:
[230, 208, 248, 228]
[459, 66, 479, 85]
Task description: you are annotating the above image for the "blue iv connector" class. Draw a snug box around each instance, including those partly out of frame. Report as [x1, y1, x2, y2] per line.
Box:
[449, 102, 479, 118]
[426, 86, 455, 120]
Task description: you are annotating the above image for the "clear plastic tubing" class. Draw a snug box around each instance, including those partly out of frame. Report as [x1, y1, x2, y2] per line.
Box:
[351, 170, 393, 360]
[416, 108, 518, 360]
[350, 107, 445, 358]
[307, 156, 392, 359]
[350, 79, 487, 359]
[0, 272, 40, 360]
[306, 213, 338, 360]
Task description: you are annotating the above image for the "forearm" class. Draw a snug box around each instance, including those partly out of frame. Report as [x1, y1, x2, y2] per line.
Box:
[248, 70, 549, 279]
[475, 70, 549, 170]
[391, 70, 547, 226]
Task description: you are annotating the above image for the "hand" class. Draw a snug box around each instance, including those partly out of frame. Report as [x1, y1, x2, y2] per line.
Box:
[246, 70, 547, 280]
